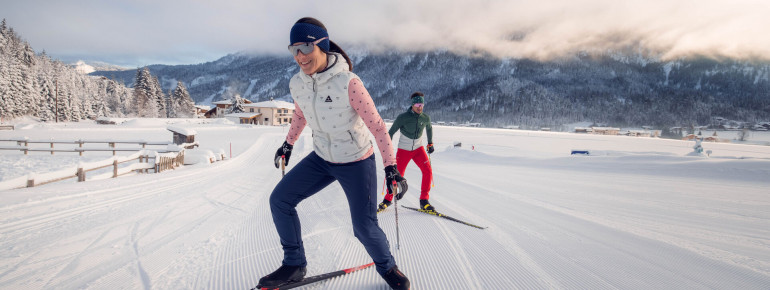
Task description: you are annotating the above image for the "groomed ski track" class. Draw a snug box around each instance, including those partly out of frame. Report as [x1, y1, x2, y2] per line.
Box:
[1, 127, 769, 289]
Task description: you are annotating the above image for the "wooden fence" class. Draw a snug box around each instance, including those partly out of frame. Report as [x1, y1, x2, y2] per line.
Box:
[153, 150, 185, 174]
[0, 149, 185, 191]
[0, 138, 170, 156]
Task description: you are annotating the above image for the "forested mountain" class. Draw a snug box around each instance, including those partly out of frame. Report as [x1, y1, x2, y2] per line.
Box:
[93, 48, 770, 130]
[0, 20, 197, 122]
[0, 20, 134, 121]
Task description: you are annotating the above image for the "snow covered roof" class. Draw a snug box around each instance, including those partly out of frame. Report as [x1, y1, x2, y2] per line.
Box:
[244, 100, 294, 109]
[166, 126, 197, 136]
[224, 113, 261, 118]
[212, 99, 253, 105]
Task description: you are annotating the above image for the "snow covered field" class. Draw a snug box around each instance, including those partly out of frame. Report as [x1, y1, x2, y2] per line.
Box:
[1, 119, 769, 289]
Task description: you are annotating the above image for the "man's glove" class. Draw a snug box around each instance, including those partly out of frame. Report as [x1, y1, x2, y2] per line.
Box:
[385, 165, 407, 199]
[274, 141, 293, 168]
[427, 143, 434, 154]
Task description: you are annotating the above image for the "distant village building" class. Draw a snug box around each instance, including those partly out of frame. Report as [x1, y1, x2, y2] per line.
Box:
[194, 105, 210, 118]
[208, 100, 233, 118]
[694, 126, 709, 132]
[574, 127, 591, 134]
[625, 130, 651, 137]
[591, 127, 620, 135]
[753, 122, 770, 131]
[206, 99, 253, 118]
[682, 134, 727, 143]
[239, 99, 295, 126]
[669, 127, 684, 136]
[225, 112, 262, 124]
[203, 107, 218, 118]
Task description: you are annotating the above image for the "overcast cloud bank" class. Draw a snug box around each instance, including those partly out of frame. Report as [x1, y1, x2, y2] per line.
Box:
[3, 0, 769, 66]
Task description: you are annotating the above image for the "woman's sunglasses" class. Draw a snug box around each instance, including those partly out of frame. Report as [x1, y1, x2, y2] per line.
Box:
[413, 103, 424, 108]
[288, 37, 328, 56]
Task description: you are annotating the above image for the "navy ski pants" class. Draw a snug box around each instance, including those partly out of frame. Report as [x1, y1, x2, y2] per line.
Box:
[269, 151, 396, 275]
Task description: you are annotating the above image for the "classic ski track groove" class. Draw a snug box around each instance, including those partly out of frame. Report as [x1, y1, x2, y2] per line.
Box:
[429, 152, 770, 289]
[4, 131, 770, 289]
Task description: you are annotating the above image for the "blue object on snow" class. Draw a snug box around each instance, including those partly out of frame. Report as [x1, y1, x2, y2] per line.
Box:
[571, 150, 590, 155]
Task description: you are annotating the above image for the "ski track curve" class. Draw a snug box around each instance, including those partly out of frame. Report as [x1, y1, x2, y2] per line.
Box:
[0, 132, 279, 289]
[3, 128, 770, 290]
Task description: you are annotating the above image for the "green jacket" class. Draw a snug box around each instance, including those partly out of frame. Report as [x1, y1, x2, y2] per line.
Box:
[389, 108, 433, 149]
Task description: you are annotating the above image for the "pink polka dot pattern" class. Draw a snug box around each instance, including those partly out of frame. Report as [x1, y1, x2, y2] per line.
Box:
[285, 102, 306, 146]
[348, 79, 396, 167]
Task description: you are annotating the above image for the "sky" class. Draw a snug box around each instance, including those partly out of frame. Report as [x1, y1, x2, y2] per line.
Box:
[2, 0, 770, 68]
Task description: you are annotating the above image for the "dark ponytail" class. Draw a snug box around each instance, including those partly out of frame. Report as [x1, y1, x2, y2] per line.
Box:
[295, 17, 353, 71]
[328, 41, 353, 72]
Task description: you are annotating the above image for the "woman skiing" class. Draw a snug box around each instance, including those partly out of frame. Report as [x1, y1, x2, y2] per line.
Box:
[256, 17, 410, 290]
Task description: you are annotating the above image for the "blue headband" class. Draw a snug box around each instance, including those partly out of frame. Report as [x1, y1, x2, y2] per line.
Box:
[290, 23, 330, 52]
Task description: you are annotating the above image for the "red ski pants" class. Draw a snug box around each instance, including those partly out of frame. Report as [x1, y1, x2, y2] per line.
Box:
[385, 147, 432, 202]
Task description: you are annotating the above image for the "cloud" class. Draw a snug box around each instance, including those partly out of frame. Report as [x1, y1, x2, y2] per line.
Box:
[3, 0, 770, 66]
[335, 0, 770, 60]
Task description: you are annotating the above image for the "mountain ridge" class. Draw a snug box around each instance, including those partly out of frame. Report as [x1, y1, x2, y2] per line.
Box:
[90, 49, 770, 129]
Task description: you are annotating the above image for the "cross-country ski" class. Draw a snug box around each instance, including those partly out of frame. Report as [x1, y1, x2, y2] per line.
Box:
[253, 263, 374, 290]
[401, 205, 487, 229]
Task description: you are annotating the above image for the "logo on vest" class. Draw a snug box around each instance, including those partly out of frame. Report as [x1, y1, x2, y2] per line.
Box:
[325, 96, 333, 102]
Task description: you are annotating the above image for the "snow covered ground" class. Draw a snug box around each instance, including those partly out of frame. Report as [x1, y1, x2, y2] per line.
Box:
[1, 119, 769, 289]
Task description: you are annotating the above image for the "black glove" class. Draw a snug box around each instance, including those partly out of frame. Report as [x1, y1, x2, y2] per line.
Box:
[385, 165, 407, 199]
[427, 143, 434, 154]
[274, 141, 293, 168]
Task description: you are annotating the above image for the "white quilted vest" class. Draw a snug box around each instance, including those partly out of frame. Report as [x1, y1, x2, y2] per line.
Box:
[289, 53, 373, 163]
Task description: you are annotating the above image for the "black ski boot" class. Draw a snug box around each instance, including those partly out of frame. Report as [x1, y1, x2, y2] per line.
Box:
[420, 199, 435, 212]
[256, 264, 306, 288]
[381, 265, 410, 289]
[377, 199, 392, 213]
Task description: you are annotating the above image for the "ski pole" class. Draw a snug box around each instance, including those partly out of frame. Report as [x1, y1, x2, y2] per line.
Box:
[381, 179, 387, 195]
[281, 155, 286, 177]
[393, 180, 400, 250]
[428, 153, 433, 188]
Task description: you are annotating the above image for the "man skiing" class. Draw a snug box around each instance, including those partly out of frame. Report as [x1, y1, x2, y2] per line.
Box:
[379, 92, 435, 212]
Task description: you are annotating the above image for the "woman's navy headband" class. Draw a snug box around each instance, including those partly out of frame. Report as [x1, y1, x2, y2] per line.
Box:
[290, 22, 330, 52]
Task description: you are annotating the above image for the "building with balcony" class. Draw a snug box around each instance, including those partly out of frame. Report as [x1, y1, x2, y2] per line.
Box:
[242, 100, 295, 126]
